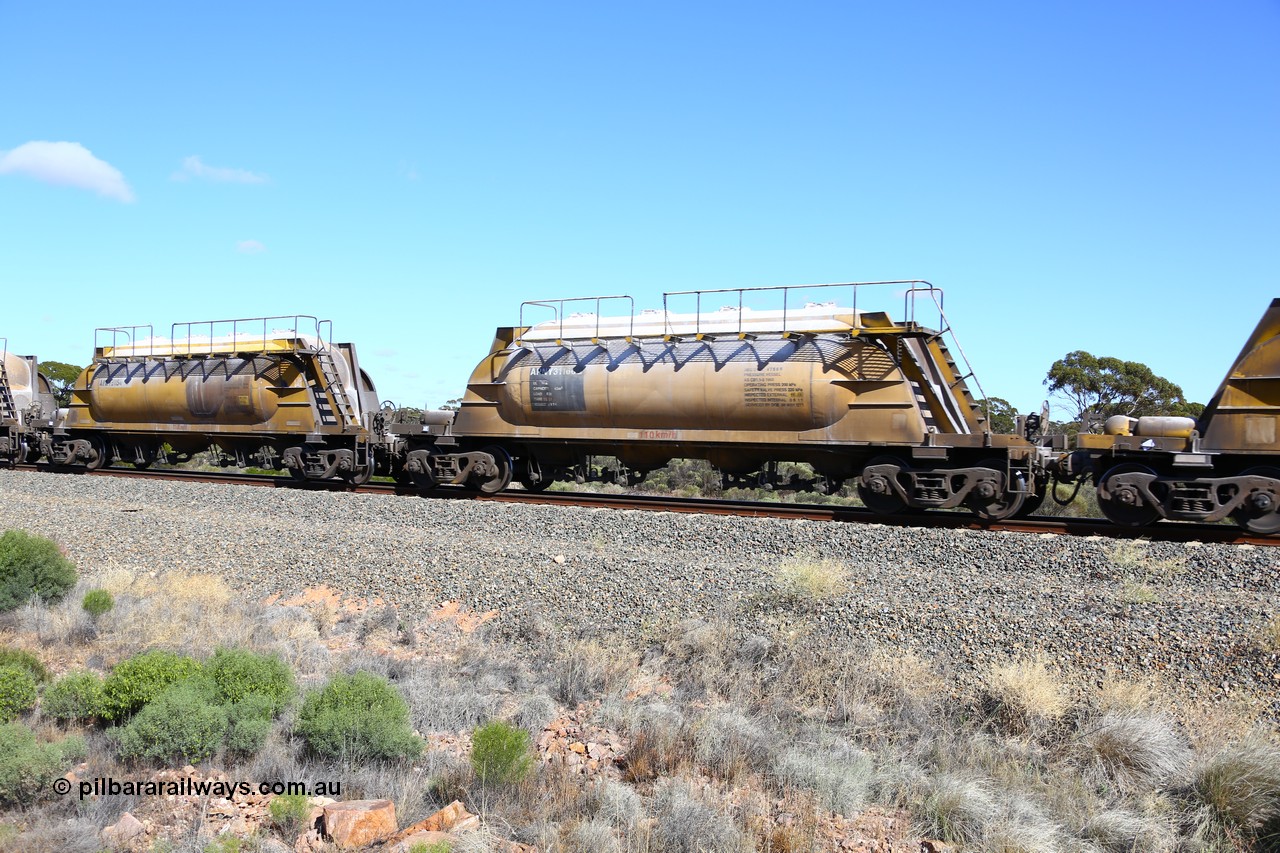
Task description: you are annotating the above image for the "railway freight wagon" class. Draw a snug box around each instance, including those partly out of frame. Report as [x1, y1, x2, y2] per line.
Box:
[449, 282, 1058, 521]
[0, 340, 57, 465]
[1060, 299, 1280, 534]
[42, 317, 384, 482]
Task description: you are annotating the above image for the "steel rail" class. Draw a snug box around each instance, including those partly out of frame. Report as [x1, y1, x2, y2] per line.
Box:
[8, 463, 1275, 546]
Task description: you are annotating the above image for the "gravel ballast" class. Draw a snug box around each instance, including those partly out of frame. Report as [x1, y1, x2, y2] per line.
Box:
[2, 469, 1276, 712]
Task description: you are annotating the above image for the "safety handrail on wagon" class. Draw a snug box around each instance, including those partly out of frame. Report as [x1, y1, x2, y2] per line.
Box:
[517, 296, 635, 345]
[515, 280, 956, 344]
[662, 279, 936, 338]
[94, 326, 155, 359]
[168, 315, 331, 357]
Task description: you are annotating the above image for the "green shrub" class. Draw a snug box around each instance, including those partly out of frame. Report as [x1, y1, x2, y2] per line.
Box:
[0, 647, 49, 683]
[226, 717, 271, 756]
[203, 837, 249, 853]
[42, 671, 105, 723]
[114, 679, 228, 763]
[296, 672, 422, 761]
[471, 720, 534, 785]
[0, 722, 79, 804]
[101, 649, 203, 720]
[0, 530, 76, 611]
[205, 648, 294, 713]
[225, 694, 275, 755]
[408, 842, 453, 853]
[81, 588, 114, 619]
[58, 733, 87, 763]
[268, 792, 313, 838]
[0, 665, 37, 722]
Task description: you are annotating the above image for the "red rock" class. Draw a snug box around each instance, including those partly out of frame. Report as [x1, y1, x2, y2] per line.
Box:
[101, 811, 146, 846]
[322, 799, 398, 849]
[391, 830, 456, 852]
[295, 829, 325, 853]
[306, 795, 337, 827]
[385, 801, 478, 844]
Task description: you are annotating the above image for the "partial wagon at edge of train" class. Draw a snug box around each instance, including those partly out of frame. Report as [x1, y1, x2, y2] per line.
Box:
[2, 281, 1277, 535]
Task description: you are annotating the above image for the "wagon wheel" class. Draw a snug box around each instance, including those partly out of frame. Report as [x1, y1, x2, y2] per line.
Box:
[966, 457, 1026, 522]
[1096, 463, 1161, 527]
[83, 435, 112, 471]
[1013, 488, 1046, 518]
[857, 455, 908, 515]
[1231, 467, 1280, 536]
[346, 464, 374, 486]
[410, 469, 438, 492]
[470, 445, 513, 494]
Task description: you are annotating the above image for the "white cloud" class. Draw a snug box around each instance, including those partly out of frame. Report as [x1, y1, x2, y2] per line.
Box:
[174, 155, 268, 184]
[236, 240, 266, 254]
[0, 141, 135, 202]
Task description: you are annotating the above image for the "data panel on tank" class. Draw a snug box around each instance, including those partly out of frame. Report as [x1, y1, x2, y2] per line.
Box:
[742, 369, 805, 408]
[530, 370, 586, 411]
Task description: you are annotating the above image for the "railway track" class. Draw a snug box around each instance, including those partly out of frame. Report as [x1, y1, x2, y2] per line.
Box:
[10, 463, 1276, 546]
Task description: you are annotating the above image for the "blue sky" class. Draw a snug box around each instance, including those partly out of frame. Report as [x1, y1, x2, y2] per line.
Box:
[3, 1, 1277, 416]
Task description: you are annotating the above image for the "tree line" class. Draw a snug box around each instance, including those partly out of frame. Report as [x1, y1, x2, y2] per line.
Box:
[979, 349, 1202, 435]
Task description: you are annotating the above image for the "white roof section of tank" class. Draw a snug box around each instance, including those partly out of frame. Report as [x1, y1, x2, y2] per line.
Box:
[1, 351, 37, 413]
[521, 303, 866, 341]
[2, 352, 34, 390]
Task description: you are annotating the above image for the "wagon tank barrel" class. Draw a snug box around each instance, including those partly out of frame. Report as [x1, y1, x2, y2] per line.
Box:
[6, 286, 1279, 537]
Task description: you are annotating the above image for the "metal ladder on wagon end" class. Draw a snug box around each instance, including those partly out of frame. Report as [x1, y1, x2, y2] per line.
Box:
[926, 335, 981, 414]
[0, 358, 17, 424]
[311, 349, 360, 429]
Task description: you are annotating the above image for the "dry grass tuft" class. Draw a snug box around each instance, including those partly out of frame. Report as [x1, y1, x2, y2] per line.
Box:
[1177, 696, 1265, 754]
[771, 557, 849, 601]
[604, 698, 688, 784]
[982, 815, 1062, 853]
[1079, 711, 1191, 790]
[1192, 739, 1280, 832]
[586, 777, 646, 830]
[691, 707, 774, 781]
[1118, 580, 1158, 604]
[1079, 808, 1159, 853]
[774, 741, 873, 815]
[920, 775, 997, 846]
[551, 638, 634, 705]
[1094, 674, 1158, 714]
[1106, 541, 1185, 606]
[1105, 540, 1184, 578]
[650, 777, 742, 853]
[0, 815, 102, 853]
[564, 818, 622, 853]
[107, 571, 243, 652]
[984, 653, 1070, 734]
